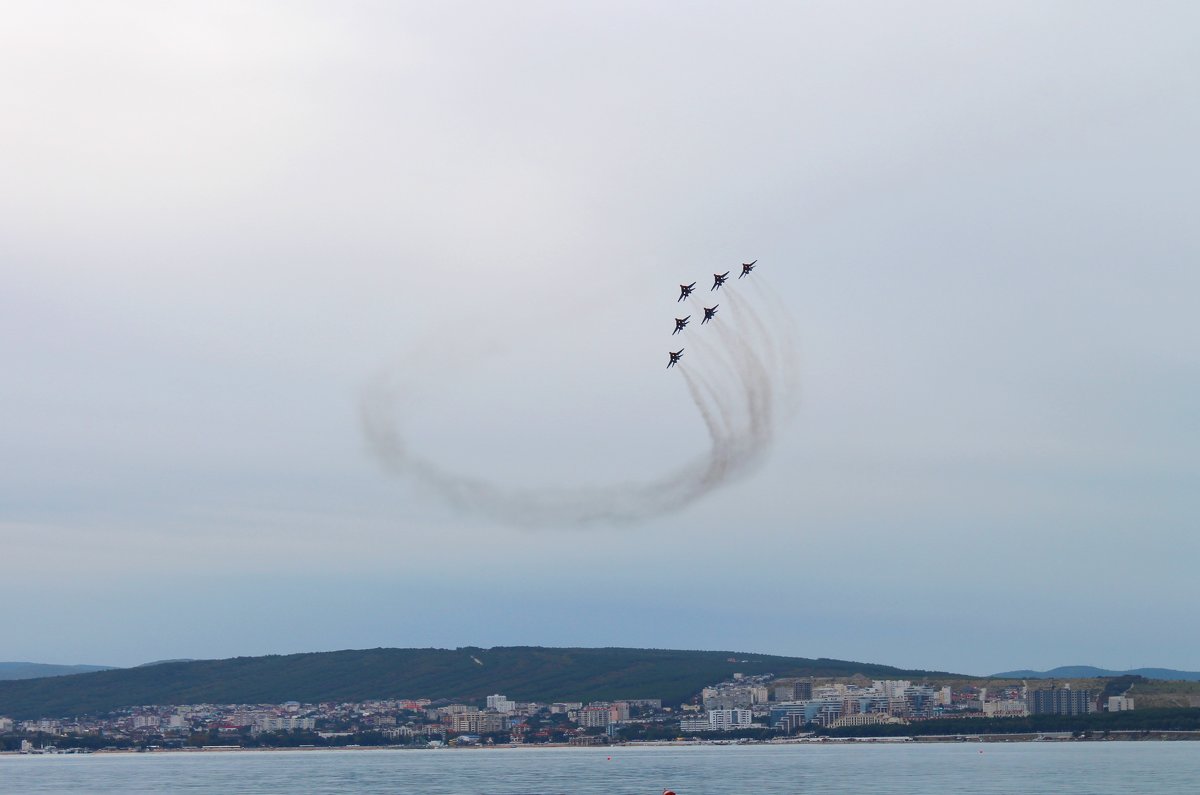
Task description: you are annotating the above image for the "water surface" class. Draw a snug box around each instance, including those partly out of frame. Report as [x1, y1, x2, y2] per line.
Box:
[1, 742, 1196, 794]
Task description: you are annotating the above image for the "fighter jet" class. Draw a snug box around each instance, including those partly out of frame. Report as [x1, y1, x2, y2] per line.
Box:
[711, 271, 729, 291]
[672, 316, 690, 335]
[702, 305, 718, 324]
[739, 260, 757, 278]
[667, 349, 684, 369]
[678, 282, 697, 302]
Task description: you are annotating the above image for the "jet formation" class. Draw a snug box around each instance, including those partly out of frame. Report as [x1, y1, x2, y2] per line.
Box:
[667, 260, 756, 368]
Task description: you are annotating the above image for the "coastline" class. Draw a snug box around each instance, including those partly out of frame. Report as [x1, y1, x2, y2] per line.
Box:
[6, 731, 1200, 757]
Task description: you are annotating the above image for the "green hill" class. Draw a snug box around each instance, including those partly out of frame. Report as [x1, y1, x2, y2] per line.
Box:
[0, 646, 958, 720]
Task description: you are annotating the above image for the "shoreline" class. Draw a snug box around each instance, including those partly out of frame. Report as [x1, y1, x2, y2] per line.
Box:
[6, 731, 1200, 757]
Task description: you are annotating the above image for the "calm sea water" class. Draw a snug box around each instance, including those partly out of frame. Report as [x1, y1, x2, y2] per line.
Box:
[1, 742, 1197, 794]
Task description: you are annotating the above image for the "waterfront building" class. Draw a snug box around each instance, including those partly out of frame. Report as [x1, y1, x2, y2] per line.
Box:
[771, 680, 813, 702]
[1028, 686, 1097, 715]
[982, 699, 1029, 717]
[827, 713, 904, 729]
[769, 699, 844, 730]
[451, 711, 506, 734]
[576, 705, 614, 728]
[441, 704, 477, 716]
[679, 709, 753, 732]
[703, 687, 755, 710]
[255, 716, 317, 732]
[1107, 696, 1135, 712]
[873, 680, 912, 699]
[709, 709, 753, 730]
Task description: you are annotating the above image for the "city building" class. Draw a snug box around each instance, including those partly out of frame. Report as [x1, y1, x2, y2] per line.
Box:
[451, 711, 506, 734]
[770, 699, 843, 730]
[773, 680, 813, 702]
[575, 705, 614, 729]
[827, 713, 904, 729]
[679, 709, 752, 732]
[1028, 686, 1097, 715]
[709, 709, 753, 730]
[982, 699, 1029, 718]
[702, 687, 754, 710]
[1107, 696, 1135, 712]
[255, 716, 317, 732]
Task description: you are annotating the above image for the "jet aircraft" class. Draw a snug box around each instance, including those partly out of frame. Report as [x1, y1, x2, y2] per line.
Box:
[702, 305, 718, 324]
[678, 282, 697, 302]
[667, 349, 684, 368]
[739, 260, 757, 278]
[711, 271, 729, 291]
[673, 316, 690, 335]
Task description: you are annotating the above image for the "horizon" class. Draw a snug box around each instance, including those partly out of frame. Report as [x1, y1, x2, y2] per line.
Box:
[3, 2, 1197, 675]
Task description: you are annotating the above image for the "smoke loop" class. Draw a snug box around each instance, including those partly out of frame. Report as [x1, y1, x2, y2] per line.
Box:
[360, 277, 798, 527]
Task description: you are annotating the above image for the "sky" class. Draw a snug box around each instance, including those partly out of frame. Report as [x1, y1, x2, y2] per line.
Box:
[2, 1, 1198, 676]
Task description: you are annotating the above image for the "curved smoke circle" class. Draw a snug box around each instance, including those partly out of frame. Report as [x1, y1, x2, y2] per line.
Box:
[360, 278, 798, 527]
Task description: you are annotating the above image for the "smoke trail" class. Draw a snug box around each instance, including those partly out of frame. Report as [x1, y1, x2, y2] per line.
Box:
[360, 276, 797, 527]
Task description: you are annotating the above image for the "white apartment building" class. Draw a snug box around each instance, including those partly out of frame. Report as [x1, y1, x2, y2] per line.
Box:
[828, 713, 904, 729]
[681, 709, 753, 732]
[575, 705, 613, 728]
[1107, 696, 1135, 712]
[20, 720, 61, 734]
[709, 709, 753, 730]
[873, 680, 913, 699]
[255, 716, 317, 732]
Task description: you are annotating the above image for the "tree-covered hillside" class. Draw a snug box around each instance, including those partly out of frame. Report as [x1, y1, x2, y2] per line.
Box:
[0, 646, 958, 719]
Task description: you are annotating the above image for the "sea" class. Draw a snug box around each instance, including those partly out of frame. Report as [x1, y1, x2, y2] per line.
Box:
[1, 742, 1197, 794]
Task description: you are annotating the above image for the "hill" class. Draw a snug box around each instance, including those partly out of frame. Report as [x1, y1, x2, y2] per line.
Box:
[991, 665, 1200, 681]
[0, 662, 116, 681]
[0, 646, 959, 720]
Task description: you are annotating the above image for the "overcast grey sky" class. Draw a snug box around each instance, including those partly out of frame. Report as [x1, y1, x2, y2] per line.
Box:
[2, 1, 1197, 675]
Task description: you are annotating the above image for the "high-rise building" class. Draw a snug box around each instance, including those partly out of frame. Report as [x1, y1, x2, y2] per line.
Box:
[451, 711, 506, 734]
[772, 680, 813, 702]
[575, 705, 614, 728]
[1028, 686, 1096, 715]
[709, 709, 753, 730]
[703, 687, 754, 710]
[679, 709, 753, 732]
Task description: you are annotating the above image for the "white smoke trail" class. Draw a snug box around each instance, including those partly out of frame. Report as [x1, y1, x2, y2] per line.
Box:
[360, 275, 797, 527]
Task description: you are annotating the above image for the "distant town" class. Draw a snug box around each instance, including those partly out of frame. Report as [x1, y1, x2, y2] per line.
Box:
[2, 670, 1157, 753]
